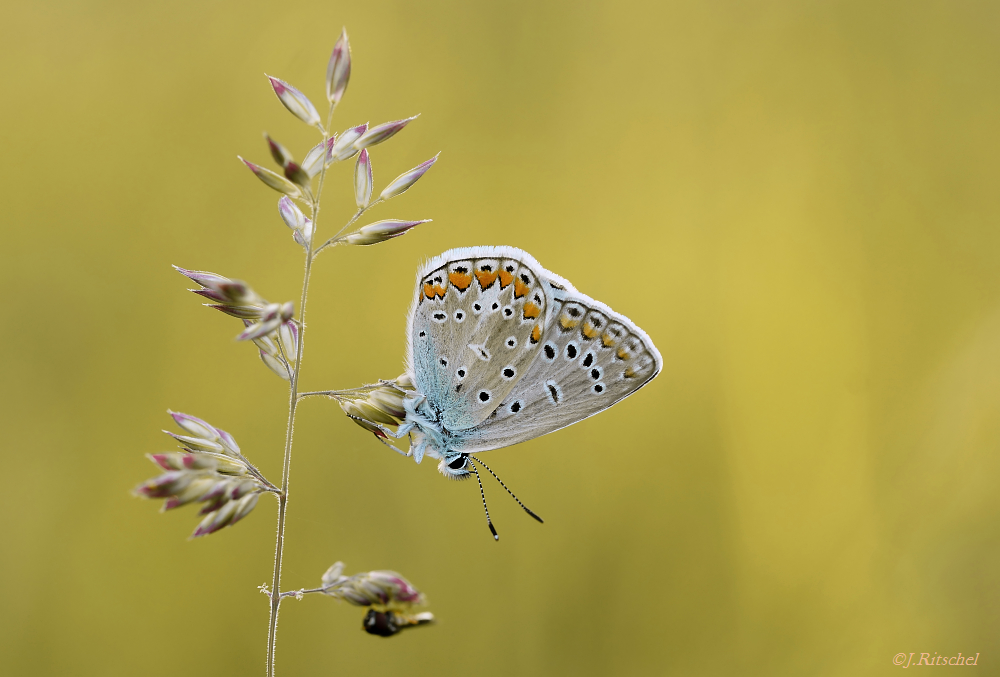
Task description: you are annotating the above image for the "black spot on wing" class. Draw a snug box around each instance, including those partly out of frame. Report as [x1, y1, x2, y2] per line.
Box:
[545, 380, 562, 404]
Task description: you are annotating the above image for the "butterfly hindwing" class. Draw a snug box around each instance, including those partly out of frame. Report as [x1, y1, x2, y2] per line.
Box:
[453, 275, 662, 452]
[408, 247, 552, 431]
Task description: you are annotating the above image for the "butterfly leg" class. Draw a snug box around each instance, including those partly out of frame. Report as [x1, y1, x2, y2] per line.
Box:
[412, 438, 428, 464]
[345, 415, 412, 456]
[403, 393, 440, 426]
[373, 435, 410, 457]
[393, 421, 416, 438]
[370, 422, 435, 463]
[375, 421, 415, 457]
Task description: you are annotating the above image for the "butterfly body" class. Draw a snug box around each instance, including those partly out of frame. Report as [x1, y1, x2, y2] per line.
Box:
[387, 246, 662, 479]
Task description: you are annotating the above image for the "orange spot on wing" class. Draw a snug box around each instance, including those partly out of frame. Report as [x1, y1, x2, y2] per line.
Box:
[624, 367, 637, 378]
[475, 270, 498, 289]
[449, 272, 472, 290]
[522, 301, 540, 319]
[602, 333, 616, 347]
[498, 269, 514, 288]
[424, 283, 446, 299]
[616, 347, 630, 360]
[560, 314, 580, 330]
[582, 321, 599, 339]
[513, 278, 530, 298]
[530, 325, 542, 343]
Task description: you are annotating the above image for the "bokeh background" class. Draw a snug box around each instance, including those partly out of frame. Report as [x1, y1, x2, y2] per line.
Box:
[2, 0, 999, 674]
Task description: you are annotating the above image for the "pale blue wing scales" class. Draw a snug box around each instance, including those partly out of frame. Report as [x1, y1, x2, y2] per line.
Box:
[454, 276, 662, 453]
[407, 247, 553, 431]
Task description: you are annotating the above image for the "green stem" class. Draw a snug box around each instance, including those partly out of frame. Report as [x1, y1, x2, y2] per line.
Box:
[266, 99, 337, 677]
[265, 248, 312, 677]
[296, 385, 382, 401]
[311, 198, 382, 257]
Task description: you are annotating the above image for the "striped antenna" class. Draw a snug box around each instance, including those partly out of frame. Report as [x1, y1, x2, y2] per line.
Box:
[469, 462, 498, 541]
[470, 455, 544, 524]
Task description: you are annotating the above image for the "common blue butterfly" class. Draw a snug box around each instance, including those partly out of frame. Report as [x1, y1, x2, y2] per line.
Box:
[377, 246, 662, 538]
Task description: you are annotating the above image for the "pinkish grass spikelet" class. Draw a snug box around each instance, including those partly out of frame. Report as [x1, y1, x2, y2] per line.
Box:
[267, 76, 321, 128]
[353, 116, 418, 150]
[239, 157, 302, 198]
[354, 149, 372, 208]
[380, 153, 439, 200]
[326, 28, 351, 104]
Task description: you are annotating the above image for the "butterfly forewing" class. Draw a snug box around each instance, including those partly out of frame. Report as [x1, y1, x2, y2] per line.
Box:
[453, 277, 662, 452]
[408, 247, 552, 431]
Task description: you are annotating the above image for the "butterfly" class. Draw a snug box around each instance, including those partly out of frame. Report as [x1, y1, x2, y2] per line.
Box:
[375, 246, 662, 539]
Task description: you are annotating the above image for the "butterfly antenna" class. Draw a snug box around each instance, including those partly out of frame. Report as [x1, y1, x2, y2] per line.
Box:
[469, 463, 499, 541]
[470, 456, 544, 524]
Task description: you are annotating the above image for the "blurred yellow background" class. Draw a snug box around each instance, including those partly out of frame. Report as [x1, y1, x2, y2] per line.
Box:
[2, 0, 998, 674]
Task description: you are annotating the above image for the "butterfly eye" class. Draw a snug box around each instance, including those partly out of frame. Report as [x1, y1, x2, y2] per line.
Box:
[448, 456, 467, 470]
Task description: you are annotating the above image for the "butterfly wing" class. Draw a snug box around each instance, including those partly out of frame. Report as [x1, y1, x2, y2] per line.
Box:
[407, 246, 554, 431]
[452, 272, 662, 453]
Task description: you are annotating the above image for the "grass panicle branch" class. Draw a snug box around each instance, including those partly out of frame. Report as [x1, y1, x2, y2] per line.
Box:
[133, 29, 437, 675]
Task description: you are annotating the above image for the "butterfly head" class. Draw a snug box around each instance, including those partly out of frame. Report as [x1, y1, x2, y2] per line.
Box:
[438, 453, 472, 480]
